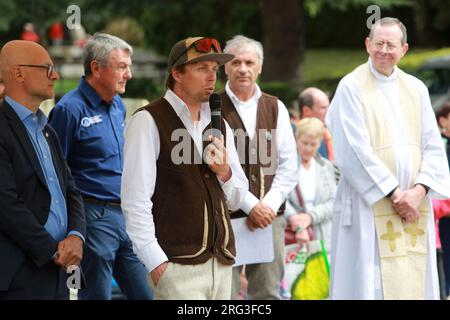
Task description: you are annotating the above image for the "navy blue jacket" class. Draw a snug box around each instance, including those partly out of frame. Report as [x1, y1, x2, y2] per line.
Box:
[0, 101, 86, 291]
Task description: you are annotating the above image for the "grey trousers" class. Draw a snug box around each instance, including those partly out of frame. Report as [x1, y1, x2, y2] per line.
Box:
[148, 257, 232, 300]
[231, 215, 286, 300]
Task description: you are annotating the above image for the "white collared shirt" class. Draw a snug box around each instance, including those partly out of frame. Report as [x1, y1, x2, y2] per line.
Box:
[225, 82, 298, 214]
[121, 89, 248, 272]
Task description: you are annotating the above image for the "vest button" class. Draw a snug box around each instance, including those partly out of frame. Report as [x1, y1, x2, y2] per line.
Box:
[251, 174, 257, 182]
[204, 172, 210, 179]
[250, 148, 256, 156]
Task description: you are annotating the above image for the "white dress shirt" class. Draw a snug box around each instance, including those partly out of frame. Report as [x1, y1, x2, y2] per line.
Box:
[121, 90, 248, 272]
[225, 82, 298, 214]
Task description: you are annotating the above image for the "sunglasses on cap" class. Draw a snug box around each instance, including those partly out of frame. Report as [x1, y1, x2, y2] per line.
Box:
[18, 64, 56, 79]
[172, 37, 222, 67]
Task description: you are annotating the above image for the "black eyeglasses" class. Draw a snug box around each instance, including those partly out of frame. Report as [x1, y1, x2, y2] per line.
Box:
[18, 64, 56, 79]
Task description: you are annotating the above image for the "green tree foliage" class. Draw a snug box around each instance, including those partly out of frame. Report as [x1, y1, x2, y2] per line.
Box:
[0, 0, 73, 40]
[304, 0, 412, 17]
[103, 18, 145, 47]
[76, 0, 262, 55]
[2, 0, 449, 49]
[1, 0, 448, 100]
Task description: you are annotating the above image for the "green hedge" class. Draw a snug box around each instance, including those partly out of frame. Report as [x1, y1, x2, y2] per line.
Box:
[399, 48, 450, 72]
[122, 78, 165, 101]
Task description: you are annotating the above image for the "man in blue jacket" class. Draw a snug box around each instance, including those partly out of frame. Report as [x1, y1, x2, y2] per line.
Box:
[49, 33, 152, 300]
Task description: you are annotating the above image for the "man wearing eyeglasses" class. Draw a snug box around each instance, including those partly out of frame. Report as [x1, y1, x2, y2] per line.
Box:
[48, 33, 152, 300]
[219, 35, 298, 300]
[326, 17, 450, 299]
[0, 40, 86, 299]
[121, 37, 248, 299]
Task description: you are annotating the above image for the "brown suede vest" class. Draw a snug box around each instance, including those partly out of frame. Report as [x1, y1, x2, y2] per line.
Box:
[141, 98, 235, 265]
[219, 90, 284, 219]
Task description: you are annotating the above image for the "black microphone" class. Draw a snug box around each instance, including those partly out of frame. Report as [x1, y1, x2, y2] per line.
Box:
[209, 93, 222, 139]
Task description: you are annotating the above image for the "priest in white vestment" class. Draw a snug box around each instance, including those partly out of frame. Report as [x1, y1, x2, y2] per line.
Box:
[326, 17, 450, 300]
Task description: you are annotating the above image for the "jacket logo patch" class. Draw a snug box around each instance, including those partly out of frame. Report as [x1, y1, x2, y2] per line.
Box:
[81, 115, 102, 127]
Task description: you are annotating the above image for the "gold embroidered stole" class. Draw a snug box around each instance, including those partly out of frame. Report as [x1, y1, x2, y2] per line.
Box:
[354, 63, 429, 299]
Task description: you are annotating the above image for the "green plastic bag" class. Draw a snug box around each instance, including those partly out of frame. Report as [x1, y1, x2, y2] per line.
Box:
[284, 239, 330, 300]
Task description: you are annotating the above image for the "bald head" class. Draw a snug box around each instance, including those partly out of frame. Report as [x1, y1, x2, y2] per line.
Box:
[0, 40, 51, 82]
[300, 87, 328, 103]
[0, 40, 58, 111]
[299, 87, 330, 123]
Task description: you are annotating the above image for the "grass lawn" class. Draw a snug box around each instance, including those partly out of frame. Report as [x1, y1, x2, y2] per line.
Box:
[54, 78, 79, 99]
[304, 49, 368, 84]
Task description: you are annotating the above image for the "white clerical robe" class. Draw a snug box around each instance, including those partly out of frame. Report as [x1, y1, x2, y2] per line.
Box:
[325, 58, 450, 300]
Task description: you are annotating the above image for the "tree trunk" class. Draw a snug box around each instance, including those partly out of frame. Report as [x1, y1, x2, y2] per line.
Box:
[261, 0, 304, 88]
[413, 0, 438, 47]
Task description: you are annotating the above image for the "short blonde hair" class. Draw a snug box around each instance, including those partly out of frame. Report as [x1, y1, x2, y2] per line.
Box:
[295, 117, 324, 140]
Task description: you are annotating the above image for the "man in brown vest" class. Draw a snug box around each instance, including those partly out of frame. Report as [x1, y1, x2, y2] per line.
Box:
[221, 35, 298, 299]
[121, 37, 248, 299]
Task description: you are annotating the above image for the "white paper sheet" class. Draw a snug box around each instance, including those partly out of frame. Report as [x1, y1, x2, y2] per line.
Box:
[231, 217, 274, 267]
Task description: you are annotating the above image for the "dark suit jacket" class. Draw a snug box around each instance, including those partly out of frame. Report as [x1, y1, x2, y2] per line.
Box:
[0, 101, 86, 292]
